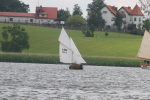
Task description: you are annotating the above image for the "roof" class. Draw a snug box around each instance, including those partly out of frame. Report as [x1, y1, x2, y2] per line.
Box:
[0, 12, 36, 17]
[122, 6, 132, 15]
[36, 7, 57, 19]
[130, 4, 144, 16]
[0, 7, 57, 19]
[106, 5, 117, 15]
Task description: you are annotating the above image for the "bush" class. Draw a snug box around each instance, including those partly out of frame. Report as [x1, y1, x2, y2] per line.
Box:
[129, 29, 144, 36]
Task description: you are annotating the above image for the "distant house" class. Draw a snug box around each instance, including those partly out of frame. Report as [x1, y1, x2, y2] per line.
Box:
[118, 4, 144, 29]
[101, 4, 144, 29]
[101, 5, 117, 28]
[0, 6, 57, 24]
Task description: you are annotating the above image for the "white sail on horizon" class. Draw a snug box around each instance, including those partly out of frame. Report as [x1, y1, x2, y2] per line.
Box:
[137, 30, 150, 60]
[58, 27, 86, 64]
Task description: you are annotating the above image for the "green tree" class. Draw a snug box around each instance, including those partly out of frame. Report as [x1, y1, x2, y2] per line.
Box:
[57, 8, 71, 22]
[1, 24, 30, 52]
[0, 0, 29, 12]
[66, 15, 86, 26]
[115, 12, 123, 31]
[105, 31, 109, 37]
[144, 19, 150, 31]
[86, 0, 105, 35]
[73, 4, 83, 16]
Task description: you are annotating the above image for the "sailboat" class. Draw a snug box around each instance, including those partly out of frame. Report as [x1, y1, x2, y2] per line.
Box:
[137, 30, 150, 68]
[58, 27, 86, 69]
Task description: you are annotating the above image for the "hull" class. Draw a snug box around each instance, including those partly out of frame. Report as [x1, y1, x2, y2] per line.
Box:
[69, 64, 83, 70]
[140, 63, 150, 69]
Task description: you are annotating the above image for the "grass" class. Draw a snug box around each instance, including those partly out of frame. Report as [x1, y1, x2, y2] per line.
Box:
[0, 23, 144, 67]
[0, 23, 142, 58]
[0, 53, 142, 67]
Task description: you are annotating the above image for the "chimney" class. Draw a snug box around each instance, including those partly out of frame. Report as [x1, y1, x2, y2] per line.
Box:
[112, 6, 117, 11]
[128, 6, 131, 9]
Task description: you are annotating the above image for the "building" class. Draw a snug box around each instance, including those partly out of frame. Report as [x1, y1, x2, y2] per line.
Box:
[101, 5, 117, 28]
[101, 4, 144, 29]
[0, 6, 57, 24]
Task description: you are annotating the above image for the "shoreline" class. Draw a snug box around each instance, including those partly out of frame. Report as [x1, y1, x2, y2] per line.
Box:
[0, 52, 141, 67]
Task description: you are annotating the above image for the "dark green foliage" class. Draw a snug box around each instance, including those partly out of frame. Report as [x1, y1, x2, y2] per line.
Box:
[0, 0, 29, 12]
[87, 0, 105, 15]
[89, 24, 95, 37]
[73, 4, 83, 16]
[66, 15, 86, 26]
[129, 29, 144, 36]
[57, 9, 71, 22]
[144, 19, 150, 31]
[1, 24, 30, 52]
[105, 32, 109, 37]
[82, 29, 94, 37]
[87, 0, 105, 28]
[87, 13, 105, 28]
[115, 12, 123, 31]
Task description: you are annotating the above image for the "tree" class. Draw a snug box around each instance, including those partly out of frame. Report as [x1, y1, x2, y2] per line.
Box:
[73, 4, 83, 16]
[139, 0, 150, 18]
[105, 31, 109, 37]
[86, 0, 105, 29]
[66, 15, 86, 27]
[144, 19, 150, 31]
[57, 8, 71, 22]
[0, 0, 29, 12]
[114, 12, 123, 31]
[1, 24, 30, 52]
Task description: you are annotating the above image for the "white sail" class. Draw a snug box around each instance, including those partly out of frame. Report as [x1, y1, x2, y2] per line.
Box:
[70, 38, 86, 64]
[58, 27, 86, 64]
[137, 30, 150, 60]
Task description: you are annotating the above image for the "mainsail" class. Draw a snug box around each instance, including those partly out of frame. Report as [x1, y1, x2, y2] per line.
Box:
[137, 30, 150, 60]
[58, 27, 86, 64]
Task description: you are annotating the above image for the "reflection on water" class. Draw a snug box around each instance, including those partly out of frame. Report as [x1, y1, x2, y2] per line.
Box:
[0, 62, 150, 100]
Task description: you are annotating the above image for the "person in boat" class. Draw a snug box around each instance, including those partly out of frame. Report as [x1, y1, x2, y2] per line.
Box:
[69, 64, 72, 68]
[144, 60, 147, 64]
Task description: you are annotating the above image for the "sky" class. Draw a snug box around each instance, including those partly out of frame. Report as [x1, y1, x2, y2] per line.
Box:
[19, 0, 140, 18]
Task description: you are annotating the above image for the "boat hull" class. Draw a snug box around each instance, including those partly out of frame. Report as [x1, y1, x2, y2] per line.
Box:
[140, 63, 150, 69]
[69, 64, 83, 70]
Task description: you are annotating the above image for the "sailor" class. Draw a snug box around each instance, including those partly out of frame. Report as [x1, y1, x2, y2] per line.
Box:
[69, 64, 72, 68]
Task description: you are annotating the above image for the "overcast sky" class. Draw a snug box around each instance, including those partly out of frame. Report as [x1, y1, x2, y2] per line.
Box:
[19, 0, 140, 18]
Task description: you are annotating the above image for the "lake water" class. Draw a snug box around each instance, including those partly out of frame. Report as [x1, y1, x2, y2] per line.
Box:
[0, 62, 150, 100]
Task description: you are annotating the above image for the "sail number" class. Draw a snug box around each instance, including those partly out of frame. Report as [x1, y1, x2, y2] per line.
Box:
[62, 49, 67, 53]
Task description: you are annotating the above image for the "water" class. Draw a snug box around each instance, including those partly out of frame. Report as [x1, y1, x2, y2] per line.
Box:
[0, 62, 150, 100]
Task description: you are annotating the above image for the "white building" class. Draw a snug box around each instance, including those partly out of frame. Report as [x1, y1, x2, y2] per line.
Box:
[0, 6, 57, 24]
[101, 4, 144, 29]
[101, 5, 117, 28]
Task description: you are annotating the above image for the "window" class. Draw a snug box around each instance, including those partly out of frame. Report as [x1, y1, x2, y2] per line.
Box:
[139, 18, 141, 22]
[103, 11, 107, 14]
[121, 11, 125, 14]
[134, 17, 136, 21]
[111, 17, 115, 21]
[30, 19, 33, 23]
[10, 18, 13, 22]
[39, 14, 47, 17]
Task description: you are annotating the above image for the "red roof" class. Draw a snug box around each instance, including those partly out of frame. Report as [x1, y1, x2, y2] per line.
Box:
[130, 4, 144, 15]
[106, 5, 117, 15]
[0, 12, 36, 17]
[36, 7, 57, 19]
[0, 7, 57, 19]
[122, 6, 132, 14]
